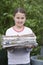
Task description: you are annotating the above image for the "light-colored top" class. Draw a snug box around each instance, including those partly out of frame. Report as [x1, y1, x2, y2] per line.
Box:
[5, 26, 34, 64]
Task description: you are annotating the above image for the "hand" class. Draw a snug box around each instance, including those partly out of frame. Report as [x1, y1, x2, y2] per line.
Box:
[6, 46, 15, 50]
[24, 45, 34, 48]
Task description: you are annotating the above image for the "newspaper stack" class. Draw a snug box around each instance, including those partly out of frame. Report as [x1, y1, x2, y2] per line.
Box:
[1, 34, 38, 49]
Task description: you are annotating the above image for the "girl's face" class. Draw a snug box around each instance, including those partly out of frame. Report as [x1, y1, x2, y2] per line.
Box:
[13, 12, 26, 27]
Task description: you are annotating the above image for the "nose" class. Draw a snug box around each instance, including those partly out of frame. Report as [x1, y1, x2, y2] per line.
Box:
[19, 19, 22, 22]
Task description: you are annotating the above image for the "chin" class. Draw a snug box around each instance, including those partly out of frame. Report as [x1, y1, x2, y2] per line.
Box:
[18, 25, 23, 27]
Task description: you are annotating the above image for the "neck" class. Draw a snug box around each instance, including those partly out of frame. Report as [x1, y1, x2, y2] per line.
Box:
[15, 25, 24, 28]
[13, 25, 24, 32]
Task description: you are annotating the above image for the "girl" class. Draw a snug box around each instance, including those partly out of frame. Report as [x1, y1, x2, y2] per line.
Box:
[5, 8, 36, 65]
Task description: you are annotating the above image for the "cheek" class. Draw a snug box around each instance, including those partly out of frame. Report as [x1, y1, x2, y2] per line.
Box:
[14, 19, 19, 23]
[14, 18, 26, 24]
[20, 18, 26, 23]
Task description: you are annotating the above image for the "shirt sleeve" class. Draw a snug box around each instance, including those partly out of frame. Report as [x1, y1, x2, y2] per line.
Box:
[28, 28, 36, 38]
[5, 29, 11, 36]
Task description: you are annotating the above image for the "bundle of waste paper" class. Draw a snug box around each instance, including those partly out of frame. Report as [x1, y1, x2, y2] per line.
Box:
[0, 34, 38, 49]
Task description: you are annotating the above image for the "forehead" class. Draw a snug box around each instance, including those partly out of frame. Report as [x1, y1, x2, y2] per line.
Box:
[14, 12, 26, 17]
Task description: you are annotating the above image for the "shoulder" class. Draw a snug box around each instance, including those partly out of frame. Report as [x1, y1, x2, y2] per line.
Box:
[25, 26, 31, 29]
[24, 26, 33, 32]
[5, 27, 13, 35]
[6, 27, 13, 32]
[24, 26, 36, 37]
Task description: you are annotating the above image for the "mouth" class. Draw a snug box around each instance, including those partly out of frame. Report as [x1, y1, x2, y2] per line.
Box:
[18, 22, 23, 24]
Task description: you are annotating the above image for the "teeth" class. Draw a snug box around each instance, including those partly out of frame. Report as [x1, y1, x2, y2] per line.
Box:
[20, 22, 22, 24]
[18, 22, 22, 24]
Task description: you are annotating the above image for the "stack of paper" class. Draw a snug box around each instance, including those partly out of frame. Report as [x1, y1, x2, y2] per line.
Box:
[1, 35, 38, 49]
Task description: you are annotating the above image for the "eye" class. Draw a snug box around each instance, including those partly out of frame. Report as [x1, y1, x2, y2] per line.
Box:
[16, 17, 20, 19]
[21, 17, 24, 19]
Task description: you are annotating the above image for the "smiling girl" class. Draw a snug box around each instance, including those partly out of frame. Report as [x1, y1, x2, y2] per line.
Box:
[5, 8, 36, 65]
